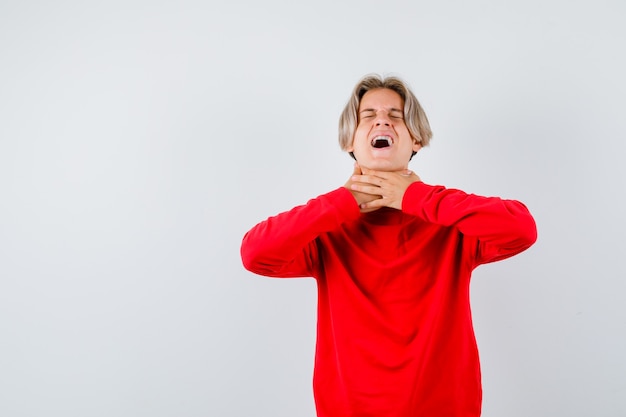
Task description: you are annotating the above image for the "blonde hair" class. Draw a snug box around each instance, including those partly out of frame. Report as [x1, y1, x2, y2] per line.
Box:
[338, 74, 433, 152]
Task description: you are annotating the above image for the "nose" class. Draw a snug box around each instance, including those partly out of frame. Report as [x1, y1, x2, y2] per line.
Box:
[375, 111, 391, 126]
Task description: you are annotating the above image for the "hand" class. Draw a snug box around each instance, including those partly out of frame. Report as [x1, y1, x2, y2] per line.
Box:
[349, 167, 421, 211]
[344, 163, 383, 213]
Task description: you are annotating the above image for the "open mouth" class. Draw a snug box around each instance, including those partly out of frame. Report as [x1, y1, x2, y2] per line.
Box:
[371, 135, 393, 148]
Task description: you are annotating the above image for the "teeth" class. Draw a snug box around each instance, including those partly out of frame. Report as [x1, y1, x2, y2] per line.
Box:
[371, 136, 392, 148]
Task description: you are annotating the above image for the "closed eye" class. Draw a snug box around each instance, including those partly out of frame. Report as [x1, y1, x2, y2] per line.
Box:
[358, 113, 375, 123]
[390, 110, 404, 119]
[358, 109, 404, 120]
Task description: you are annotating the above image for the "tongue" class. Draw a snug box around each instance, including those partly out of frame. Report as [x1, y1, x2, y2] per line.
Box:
[373, 138, 390, 148]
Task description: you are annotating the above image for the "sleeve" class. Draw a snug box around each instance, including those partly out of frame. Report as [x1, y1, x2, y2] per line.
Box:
[401, 181, 537, 265]
[240, 187, 361, 278]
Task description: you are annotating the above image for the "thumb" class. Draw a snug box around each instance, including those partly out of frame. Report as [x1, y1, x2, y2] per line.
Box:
[360, 166, 375, 176]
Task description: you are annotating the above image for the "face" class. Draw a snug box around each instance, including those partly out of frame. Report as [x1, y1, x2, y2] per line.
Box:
[347, 88, 421, 171]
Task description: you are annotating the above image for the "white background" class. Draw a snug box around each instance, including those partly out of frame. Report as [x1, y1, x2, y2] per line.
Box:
[1, 1, 625, 416]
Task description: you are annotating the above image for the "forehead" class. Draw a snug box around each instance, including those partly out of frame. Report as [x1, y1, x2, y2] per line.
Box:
[359, 88, 404, 110]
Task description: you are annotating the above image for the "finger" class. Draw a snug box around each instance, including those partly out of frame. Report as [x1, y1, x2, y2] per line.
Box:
[350, 183, 383, 196]
[359, 197, 387, 210]
[351, 174, 385, 186]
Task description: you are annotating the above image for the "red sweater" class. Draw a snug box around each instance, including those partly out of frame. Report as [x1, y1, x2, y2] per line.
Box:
[241, 182, 537, 417]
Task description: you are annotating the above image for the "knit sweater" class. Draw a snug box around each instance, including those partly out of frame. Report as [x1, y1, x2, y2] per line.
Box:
[241, 181, 537, 417]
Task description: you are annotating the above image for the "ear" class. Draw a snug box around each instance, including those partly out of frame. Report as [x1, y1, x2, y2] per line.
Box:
[346, 141, 356, 160]
[409, 140, 422, 161]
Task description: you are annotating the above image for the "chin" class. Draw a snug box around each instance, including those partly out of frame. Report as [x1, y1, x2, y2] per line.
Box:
[352, 150, 409, 171]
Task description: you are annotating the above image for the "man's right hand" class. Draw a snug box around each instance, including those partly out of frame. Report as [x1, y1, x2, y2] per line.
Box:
[344, 163, 382, 213]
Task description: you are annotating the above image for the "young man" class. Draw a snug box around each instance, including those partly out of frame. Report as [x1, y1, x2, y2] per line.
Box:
[240, 74, 537, 417]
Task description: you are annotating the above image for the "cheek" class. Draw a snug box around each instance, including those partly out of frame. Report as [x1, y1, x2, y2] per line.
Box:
[354, 128, 369, 145]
